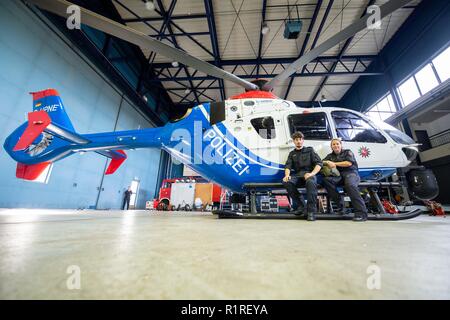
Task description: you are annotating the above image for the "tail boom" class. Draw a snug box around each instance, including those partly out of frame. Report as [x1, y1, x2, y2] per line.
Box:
[4, 89, 165, 180]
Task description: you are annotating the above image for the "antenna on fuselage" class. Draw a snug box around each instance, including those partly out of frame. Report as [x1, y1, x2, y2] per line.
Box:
[317, 95, 327, 108]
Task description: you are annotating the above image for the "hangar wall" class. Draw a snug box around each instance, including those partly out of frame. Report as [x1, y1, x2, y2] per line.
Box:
[340, 0, 450, 111]
[0, 1, 162, 209]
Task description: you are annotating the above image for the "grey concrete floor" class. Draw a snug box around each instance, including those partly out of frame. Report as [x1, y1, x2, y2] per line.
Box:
[0, 209, 449, 299]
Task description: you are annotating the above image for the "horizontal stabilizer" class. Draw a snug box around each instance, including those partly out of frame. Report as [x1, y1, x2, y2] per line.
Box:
[13, 111, 51, 151]
[105, 150, 127, 175]
[16, 161, 52, 181]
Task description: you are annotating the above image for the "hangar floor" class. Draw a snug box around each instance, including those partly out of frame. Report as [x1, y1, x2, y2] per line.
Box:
[0, 209, 449, 299]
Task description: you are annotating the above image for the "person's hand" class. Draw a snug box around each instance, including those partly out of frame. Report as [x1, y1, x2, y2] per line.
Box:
[304, 172, 314, 180]
[283, 175, 291, 183]
[327, 161, 337, 168]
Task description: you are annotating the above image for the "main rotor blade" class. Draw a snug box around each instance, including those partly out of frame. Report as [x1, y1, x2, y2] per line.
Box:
[262, 0, 414, 91]
[27, 0, 258, 91]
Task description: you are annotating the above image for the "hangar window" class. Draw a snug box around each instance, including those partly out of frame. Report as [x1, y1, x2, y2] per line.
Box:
[415, 64, 439, 94]
[398, 77, 421, 106]
[366, 94, 397, 121]
[432, 46, 450, 82]
[288, 112, 331, 140]
[332, 111, 387, 144]
[251, 116, 276, 139]
[396, 45, 450, 107]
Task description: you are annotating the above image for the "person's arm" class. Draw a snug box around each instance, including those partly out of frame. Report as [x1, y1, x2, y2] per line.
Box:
[324, 152, 352, 168]
[311, 164, 322, 175]
[334, 161, 352, 167]
[322, 154, 332, 167]
[283, 168, 291, 182]
[335, 150, 355, 167]
[304, 150, 323, 180]
[283, 153, 293, 182]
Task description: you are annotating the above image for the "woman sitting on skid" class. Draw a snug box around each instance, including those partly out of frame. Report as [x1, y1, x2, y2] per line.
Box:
[283, 131, 368, 222]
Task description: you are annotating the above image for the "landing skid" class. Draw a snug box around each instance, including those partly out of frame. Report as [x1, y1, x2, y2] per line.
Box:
[214, 208, 424, 220]
[215, 181, 424, 221]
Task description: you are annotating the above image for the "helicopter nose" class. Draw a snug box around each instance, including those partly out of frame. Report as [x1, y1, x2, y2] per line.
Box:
[402, 147, 418, 162]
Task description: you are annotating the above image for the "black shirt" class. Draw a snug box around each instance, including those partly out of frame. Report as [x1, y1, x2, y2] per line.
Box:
[323, 149, 358, 174]
[124, 190, 132, 199]
[285, 147, 323, 174]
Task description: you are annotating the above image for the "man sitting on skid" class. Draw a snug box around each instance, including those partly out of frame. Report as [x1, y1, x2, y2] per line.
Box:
[283, 131, 322, 221]
[283, 132, 368, 222]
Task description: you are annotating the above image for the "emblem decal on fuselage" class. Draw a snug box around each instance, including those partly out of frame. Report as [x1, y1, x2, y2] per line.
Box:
[359, 146, 371, 158]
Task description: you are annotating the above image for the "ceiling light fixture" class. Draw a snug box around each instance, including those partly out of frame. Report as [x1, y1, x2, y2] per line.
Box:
[171, 61, 179, 67]
[145, 0, 155, 11]
[261, 22, 270, 35]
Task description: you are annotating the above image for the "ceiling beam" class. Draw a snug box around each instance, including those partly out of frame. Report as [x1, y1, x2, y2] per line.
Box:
[256, 0, 268, 75]
[283, 0, 325, 99]
[123, 13, 207, 23]
[311, 0, 377, 102]
[148, 54, 376, 68]
[154, 71, 383, 82]
[154, 0, 200, 104]
[204, 0, 226, 100]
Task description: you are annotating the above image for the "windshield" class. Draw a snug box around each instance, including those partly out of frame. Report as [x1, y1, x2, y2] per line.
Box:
[368, 118, 415, 145]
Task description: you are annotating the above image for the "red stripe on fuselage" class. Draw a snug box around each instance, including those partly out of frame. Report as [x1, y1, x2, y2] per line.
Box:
[30, 89, 60, 101]
[229, 90, 278, 100]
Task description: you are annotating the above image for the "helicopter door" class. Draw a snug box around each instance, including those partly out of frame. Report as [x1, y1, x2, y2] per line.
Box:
[330, 111, 402, 170]
[245, 114, 285, 165]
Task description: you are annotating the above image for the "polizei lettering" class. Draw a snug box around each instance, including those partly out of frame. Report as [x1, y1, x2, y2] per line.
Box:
[203, 129, 249, 176]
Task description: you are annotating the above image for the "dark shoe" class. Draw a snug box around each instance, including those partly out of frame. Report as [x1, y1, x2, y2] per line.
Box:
[336, 207, 349, 215]
[290, 207, 305, 216]
[307, 212, 316, 221]
[353, 214, 367, 222]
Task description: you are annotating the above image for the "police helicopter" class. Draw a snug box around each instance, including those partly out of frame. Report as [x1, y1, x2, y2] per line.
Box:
[3, 0, 439, 220]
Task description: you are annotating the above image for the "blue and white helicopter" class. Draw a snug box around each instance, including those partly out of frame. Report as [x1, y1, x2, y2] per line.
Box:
[4, 0, 439, 219]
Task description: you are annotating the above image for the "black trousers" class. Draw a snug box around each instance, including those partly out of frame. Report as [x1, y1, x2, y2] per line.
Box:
[282, 173, 318, 214]
[122, 197, 130, 210]
[322, 172, 368, 214]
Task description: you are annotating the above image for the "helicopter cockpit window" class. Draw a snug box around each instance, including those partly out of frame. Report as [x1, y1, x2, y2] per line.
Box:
[288, 112, 331, 140]
[369, 118, 416, 145]
[385, 129, 415, 145]
[250, 116, 276, 139]
[331, 111, 387, 143]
